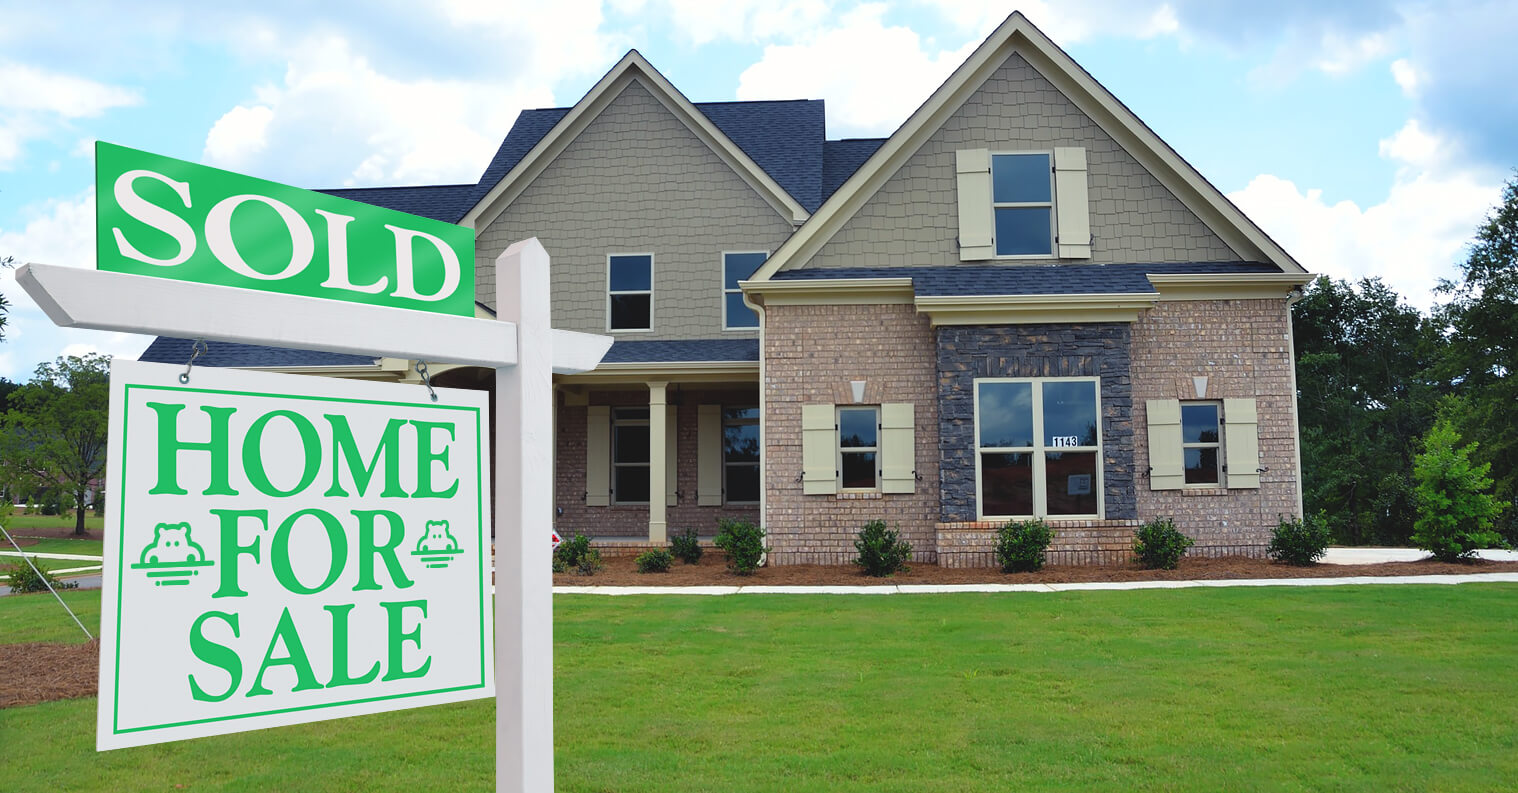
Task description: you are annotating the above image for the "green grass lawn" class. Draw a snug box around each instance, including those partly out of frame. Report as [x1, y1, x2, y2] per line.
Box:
[7, 538, 105, 558]
[4, 585, 1518, 791]
[4, 512, 105, 533]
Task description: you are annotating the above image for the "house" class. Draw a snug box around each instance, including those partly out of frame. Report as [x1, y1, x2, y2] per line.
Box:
[141, 12, 1310, 566]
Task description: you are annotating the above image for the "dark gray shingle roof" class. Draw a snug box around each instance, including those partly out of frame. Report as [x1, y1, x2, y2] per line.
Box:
[822, 139, 885, 200]
[138, 337, 377, 368]
[774, 262, 1282, 296]
[601, 339, 759, 364]
[317, 184, 476, 223]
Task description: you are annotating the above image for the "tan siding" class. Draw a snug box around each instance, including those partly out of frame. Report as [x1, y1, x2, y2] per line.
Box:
[801, 53, 1240, 269]
[475, 80, 795, 338]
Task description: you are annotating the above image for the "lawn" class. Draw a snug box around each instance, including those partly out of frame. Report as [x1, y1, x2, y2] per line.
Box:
[4, 512, 105, 533]
[4, 585, 1518, 791]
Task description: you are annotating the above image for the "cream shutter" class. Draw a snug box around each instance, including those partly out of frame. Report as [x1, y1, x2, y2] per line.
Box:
[666, 404, 679, 507]
[585, 406, 610, 506]
[697, 404, 723, 506]
[956, 148, 994, 261]
[1145, 399, 1184, 490]
[801, 404, 837, 495]
[880, 403, 916, 494]
[1223, 398, 1261, 489]
[1053, 147, 1091, 259]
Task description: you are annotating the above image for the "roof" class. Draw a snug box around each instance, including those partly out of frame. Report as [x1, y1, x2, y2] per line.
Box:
[463, 108, 569, 217]
[601, 339, 759, 364]
[316, 184, 475, 223]
[823, 139, 885, 200]
[138, 337, 377, 368]
[773, 262, 1280, 297]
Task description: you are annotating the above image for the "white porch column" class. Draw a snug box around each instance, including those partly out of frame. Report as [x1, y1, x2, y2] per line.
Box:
[647, 380, 668, 543]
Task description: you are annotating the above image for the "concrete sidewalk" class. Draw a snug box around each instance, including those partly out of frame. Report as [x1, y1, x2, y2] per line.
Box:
[1320, 547, 1518, 564]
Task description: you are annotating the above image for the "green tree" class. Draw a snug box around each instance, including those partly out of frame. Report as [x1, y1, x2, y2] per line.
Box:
[1411, 416, 1506, 561]
[0, 354, 111, 536]
[0, 254, 13, 342]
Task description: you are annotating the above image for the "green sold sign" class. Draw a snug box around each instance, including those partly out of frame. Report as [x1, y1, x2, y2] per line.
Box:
[96, 142, 475, 316]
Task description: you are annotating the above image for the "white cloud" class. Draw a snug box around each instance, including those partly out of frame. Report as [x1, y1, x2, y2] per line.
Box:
[1389, 57, 1421, 98]
[0, 62, 139, 170]
[1229, 120, 1499, 311]
[203, 105, 274, 172]
[639, 0, 833, 46]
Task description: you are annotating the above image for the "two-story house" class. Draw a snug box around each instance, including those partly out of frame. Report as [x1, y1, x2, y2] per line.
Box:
[142, 12, 1311, 566]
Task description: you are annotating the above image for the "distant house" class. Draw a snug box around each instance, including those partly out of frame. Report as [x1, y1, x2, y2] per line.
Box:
[142, 12, 1310, 566]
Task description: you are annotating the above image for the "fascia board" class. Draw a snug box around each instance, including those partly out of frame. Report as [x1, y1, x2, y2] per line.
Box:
[739, 277, 915, 305]
[1147, 272, 1313, 301]
[563, 360, 759, 385]
[914, 291, 1159, 326]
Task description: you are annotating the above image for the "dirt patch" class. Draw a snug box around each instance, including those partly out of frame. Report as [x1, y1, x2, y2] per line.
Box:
[0, 640, 98, 708]
[556, 552, 1518, 587]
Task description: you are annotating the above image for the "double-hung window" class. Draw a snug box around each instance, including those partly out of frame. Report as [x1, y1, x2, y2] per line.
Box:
[975, 377, 1101, 518]
[1181, 402, 1222, 486]
[611, 407, 650, 503]
[991, 152, 1054, 256]
[837, 406, 879, 490]
[722, 407, 760, 503]
[608, 254, 652, 331]
[723, 252, 766, 329]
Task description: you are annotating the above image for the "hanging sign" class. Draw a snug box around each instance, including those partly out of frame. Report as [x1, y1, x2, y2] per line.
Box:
[95, 142, 476, 316]
[97, 359, 493, 750]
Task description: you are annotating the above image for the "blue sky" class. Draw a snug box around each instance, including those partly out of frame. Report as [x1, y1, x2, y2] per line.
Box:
[1, 0, 1514, 382]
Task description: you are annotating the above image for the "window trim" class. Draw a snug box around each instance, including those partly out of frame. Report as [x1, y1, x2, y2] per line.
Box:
[973, 376, 1104, 520]
[1180, 400, 1224, 488]
[721, 405, 760, 504]
[990, 150, 1056, 260]
[836, 405, 881, 492]
[610, 406, 651, 505]
[721, 250, 767, 331]
[606, 252, 654, 333]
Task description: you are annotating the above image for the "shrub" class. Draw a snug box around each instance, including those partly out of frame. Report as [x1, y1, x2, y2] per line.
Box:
[1268, 513, 1333, 566]
[574, 550, 604, 576]
[995, 519, 1054, 573]
[3, 561, 79, 594]
[1411, 419, 1507, 562]
[714, 518, 766, 575]
[671, 528, 703, 565]
[635, 549, 674, 573]
[554, 534, 596, 574]
[1133, 517, 1193, 570]
[853, 519, 912, 577]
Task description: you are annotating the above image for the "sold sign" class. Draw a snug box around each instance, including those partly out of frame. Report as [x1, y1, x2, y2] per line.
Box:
[95, 142, 475, 317]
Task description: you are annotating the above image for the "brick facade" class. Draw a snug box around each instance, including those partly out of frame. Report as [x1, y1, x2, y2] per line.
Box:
[763, 303, 940, 565]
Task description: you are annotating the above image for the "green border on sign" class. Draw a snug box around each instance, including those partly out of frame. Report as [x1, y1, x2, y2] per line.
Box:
[112, 383, 489, 736]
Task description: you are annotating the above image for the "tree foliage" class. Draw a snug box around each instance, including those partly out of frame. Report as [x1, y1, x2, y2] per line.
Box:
[0, 354, 111, 536]
[0, 254, 13, 342]
[1410, 417, 1505, 561]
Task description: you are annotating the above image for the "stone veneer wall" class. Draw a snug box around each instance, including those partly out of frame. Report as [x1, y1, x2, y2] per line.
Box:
[1130, 299, 1302, 557]
[936, 323, 1136, 522]
[763, 303, 940, 565]
[554, 387, 760, 538]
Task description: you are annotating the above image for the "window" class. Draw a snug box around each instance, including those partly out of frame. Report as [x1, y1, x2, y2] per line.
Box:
[722, 407, 760, 503]
[837, 406, 879, 490]
[991, 152, 1053, 257]
[611, 407, 650, 503]
[723, 252, 766, 329]
[975, 378, 1101, 518]
[608, 254, 652, 331]
[1181, 402, 1222, 486]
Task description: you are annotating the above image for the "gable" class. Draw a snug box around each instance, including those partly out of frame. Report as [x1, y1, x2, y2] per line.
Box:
[797, 52, 1238, 270]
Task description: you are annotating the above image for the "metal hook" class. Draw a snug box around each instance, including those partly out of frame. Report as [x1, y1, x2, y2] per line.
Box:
[415, 361, 438, 402]
[179, 339, 208, 384]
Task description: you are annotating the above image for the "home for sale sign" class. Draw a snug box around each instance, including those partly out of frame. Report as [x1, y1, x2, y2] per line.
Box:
[97, 359, 493, 750]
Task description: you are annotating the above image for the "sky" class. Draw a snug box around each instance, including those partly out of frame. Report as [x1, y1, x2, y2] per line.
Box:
[1, 0, 1515, 382]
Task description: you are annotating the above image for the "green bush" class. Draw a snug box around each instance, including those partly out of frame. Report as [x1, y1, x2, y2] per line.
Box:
[574, 550, 604, 576]
[714, 518, 766, 575]
[1411, 419, 1507, 562]
[1268, 513, 1333, 566]
[1133, 517, 1193, 570]
[635, 549, 674, 573]
[554, 534, 596, 575]
[853, 519, 912, 577]
[671, 528, 703, 565]
[3, 561, 79, 594]
[995, 519, 1054, 573]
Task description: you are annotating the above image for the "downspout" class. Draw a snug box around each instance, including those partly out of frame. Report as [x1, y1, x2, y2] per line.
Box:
[1285, 287, 1306, 518]
[742, 288, 769, 562]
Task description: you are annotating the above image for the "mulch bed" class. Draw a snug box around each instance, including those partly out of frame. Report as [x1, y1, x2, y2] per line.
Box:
[0, 639, 98, 708]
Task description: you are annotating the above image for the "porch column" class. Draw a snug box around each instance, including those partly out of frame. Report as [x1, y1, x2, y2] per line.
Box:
[647, 381, 668, 543]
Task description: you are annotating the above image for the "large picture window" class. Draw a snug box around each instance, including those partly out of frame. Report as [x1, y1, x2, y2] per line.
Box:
[991, 152, 1053, 256]
[975, 377, 1101, 518]
[608, 254, 652, 331]
[611, 407, 650, 503]
[722, 407, 760, 503]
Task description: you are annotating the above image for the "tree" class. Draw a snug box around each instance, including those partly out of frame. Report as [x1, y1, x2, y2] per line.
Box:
[0, 254, 13, 342]
[0, 354, 111, 536]
[1411, 416, 1506, 561]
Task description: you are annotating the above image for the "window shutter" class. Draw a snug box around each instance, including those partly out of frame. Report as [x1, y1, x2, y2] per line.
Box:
[585, 405, 610, 506]
[666, 404, 679, 507]
[1053, 147, 1091, 259]
[801, 404, 837, 495]
[697, 404, 722, 506]
[1224, 398, 1261, 489]
[880, 403, 916, 494]
[956, 148, 994, 261]
[1145, 399, 1184, 490]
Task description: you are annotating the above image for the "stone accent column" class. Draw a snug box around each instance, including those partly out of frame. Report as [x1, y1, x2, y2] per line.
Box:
[647, 381, 668, 543]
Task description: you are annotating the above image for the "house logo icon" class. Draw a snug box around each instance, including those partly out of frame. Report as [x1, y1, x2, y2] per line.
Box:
[129, 521, 214, 587]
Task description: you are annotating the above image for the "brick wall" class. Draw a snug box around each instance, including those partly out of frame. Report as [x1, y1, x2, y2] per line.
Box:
[554, 386, 760, 539]
[764, 303, 940, 565]
[937, 519, 1143, 567]
[1130, 298, 1302, 557]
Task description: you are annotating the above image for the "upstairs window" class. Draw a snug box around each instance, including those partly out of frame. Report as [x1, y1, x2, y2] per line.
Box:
[723, 252, 766, 329]
[608, 254, 652, 331]
[991, 152, 1053, 257]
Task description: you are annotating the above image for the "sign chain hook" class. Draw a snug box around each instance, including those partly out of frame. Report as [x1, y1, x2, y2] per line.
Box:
[416, 360, 439, 402]
[179, 339, 208, 384]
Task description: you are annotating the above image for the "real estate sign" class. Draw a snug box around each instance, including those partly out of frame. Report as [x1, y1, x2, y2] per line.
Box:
[97, 359, 494, 750]
[95, 141, 476, 316]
